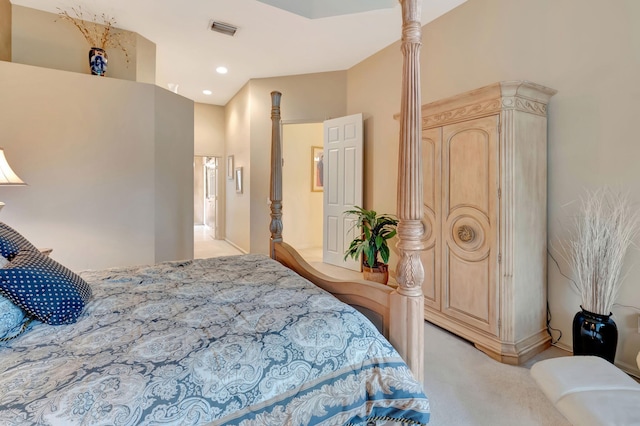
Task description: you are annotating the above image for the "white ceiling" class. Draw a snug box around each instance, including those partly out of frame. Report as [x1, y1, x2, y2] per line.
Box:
[10, 0, 466, 106]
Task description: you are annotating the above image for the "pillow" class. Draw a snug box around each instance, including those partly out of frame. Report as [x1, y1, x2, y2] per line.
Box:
[0, 294, 27, 339]
[0, 255, 29, 339]
[0, 249, 92, 325]
[0, 222, 38, 260]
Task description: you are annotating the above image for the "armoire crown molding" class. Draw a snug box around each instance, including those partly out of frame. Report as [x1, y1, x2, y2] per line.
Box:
[421, 81, 557, 129]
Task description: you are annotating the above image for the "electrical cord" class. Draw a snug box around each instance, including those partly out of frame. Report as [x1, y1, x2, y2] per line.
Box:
[546, 248, 568, 345]
[547, 247, 577, 290]
[546, 300, 563, 345]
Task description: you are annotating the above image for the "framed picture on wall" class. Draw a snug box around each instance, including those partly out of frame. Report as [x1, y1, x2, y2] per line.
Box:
[235, 167, 243, 193]
[227, 155, 234, 180]
[311, 146, 323, 192]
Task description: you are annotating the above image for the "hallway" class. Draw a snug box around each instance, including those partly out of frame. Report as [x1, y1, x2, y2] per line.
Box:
[193, 225, 243, 259]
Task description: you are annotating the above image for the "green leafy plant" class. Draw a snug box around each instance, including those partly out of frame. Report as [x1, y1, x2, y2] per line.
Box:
[343, 206, 398, 268]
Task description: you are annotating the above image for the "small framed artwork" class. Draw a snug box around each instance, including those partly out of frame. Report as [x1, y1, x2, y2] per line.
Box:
[227, 155, 234, 180]
[235, 167, 243, 193]
[311, 146, 324, 192]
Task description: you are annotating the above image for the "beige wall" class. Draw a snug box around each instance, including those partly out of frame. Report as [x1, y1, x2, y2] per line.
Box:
[194, 103, 226, 237]
[0, 0, 10, 61]
[11, 6, 154, 83]
[282, 123, 323, 249]
[135, 33, 156, 85]
[0, 60, 193, 271]
[194, 103, 225, 156]
[225, 83, 252, 251]
[153, 86, 194, 263]
[347, 0, 640, 375]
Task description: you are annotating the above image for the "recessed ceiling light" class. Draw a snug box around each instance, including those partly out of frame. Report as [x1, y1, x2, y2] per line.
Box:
[216, 66, 228, 74]
[203, 90, 212, 95]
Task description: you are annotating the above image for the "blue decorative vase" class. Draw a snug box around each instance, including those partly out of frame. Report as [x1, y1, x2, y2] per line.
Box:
[572, 307, 618, 363]
[89, 47, 108, 76]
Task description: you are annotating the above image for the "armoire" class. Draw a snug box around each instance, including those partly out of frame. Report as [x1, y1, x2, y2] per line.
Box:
[420, 81, 557, 364]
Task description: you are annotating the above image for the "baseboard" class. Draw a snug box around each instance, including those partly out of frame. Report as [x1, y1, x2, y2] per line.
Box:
[553, 341, 572, 353]
[224, 239, 247, 254]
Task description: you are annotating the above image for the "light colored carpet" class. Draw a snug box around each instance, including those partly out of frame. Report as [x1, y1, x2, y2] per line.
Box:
[423, 323, 571, 426]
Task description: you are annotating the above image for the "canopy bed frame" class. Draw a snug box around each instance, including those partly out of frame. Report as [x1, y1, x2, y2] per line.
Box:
[268, 0, 425, 380]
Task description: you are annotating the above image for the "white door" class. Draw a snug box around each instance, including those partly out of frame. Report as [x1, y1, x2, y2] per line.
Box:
[322, 113, 363, 271]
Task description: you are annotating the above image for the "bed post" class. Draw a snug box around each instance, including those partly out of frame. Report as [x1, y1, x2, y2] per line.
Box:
[392, 0, 425, 380]
[269, 91, 284, 259]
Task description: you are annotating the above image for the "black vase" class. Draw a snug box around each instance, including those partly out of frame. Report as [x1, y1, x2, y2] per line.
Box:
[572, 307, 618, 363]
[89, 47, 108, 76]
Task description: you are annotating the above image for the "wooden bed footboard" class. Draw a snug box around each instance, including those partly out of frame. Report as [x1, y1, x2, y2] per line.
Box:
[273, 241, 393, 338]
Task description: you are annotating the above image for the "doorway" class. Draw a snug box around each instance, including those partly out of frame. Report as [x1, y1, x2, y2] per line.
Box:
[282, 123, 323, 260]
[281, 115, 363, 271]
[194, 156, 220, 239]
[281, 121, 364, 281]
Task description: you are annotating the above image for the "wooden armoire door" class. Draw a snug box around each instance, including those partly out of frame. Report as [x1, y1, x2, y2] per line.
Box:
[441, 115, 499, 336]
[421, 127, 441, 311]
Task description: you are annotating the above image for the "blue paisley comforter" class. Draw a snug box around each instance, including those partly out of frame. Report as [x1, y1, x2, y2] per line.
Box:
[0, 254, 430, 425]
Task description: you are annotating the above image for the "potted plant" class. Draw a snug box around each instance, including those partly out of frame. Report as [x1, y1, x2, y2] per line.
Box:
[560, 188, 640, 363]
[343, 206, 398, 284]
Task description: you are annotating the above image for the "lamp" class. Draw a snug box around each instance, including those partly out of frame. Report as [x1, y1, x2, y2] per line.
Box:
[0, 148, 26, 211]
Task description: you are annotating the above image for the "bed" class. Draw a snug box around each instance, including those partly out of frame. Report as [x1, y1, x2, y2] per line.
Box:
[0, 0, 428, 425]
[0, 254, 428, 425]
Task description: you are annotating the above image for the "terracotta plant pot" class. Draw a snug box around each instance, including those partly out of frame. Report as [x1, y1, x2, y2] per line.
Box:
[363, 264, 389, 285]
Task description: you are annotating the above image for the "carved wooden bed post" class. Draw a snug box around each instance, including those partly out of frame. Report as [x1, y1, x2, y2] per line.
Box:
[268, 1, 425, 383]
[392, 0, 425, 380]
[269, 91, 283, 258]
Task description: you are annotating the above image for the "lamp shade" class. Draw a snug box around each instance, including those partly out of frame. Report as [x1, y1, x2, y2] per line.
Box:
[0, 148, 25, 185]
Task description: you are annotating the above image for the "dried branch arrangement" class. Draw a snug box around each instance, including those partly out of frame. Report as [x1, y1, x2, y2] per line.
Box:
[57, 6, 129, 62]
[561, 188, 640, 315]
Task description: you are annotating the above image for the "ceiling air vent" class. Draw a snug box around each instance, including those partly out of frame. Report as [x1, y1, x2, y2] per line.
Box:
[209, 21, 238, 37]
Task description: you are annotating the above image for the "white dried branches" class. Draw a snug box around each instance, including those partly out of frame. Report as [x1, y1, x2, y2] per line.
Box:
[57, 6, 129, 62]
[562, 188, 640, 315]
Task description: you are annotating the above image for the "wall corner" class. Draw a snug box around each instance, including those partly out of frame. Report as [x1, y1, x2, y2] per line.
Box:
[0, 0, 11, 61]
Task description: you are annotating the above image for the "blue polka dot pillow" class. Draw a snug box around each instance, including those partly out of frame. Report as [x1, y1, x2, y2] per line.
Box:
[0, 222, 38, 260]
[0, 249, 92, 325]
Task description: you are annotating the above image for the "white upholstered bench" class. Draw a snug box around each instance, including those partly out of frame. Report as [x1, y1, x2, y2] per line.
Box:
[531, 356, 640, 426]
